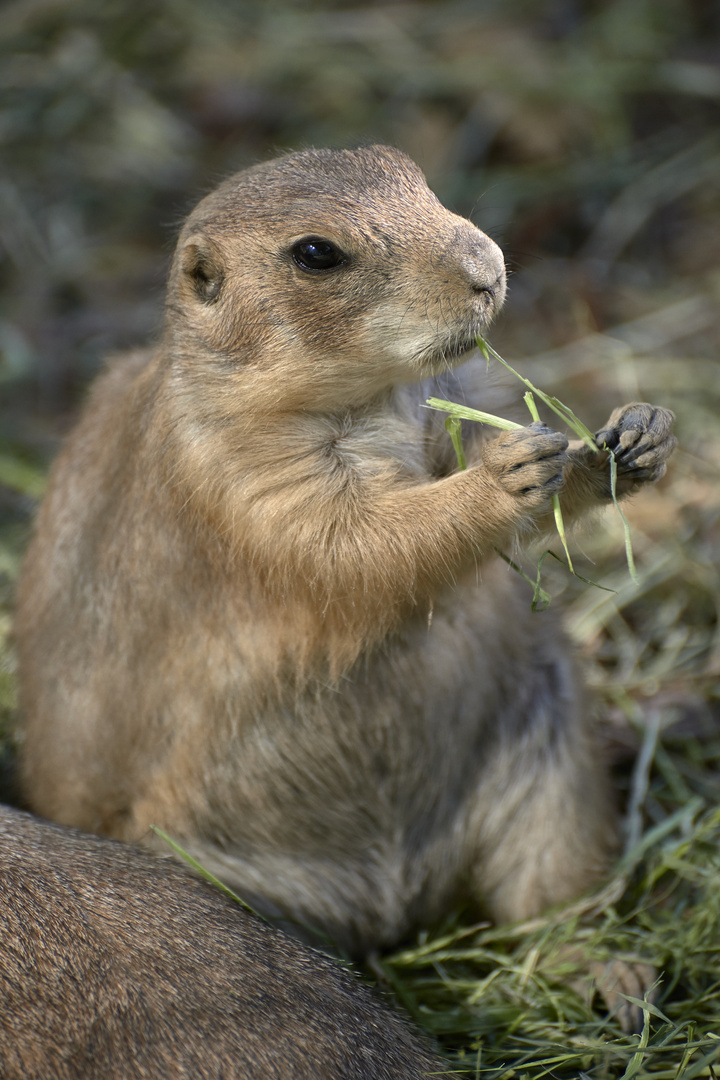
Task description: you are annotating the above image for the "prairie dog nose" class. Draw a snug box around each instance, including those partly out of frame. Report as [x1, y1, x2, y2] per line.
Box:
[449, 225, 507, 308]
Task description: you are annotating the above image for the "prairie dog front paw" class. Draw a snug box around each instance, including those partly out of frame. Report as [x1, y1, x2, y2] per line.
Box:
[482, 421, 569, 509]
[562, 401, 677, 510]
[595, 402, 676, 486]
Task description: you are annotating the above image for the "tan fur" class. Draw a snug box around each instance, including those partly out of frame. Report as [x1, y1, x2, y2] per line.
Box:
[15, 145, 676, 955]
[0, 805, 446, 1079]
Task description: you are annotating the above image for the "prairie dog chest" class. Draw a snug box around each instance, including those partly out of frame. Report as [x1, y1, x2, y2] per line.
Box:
[321, 401, 431, 484]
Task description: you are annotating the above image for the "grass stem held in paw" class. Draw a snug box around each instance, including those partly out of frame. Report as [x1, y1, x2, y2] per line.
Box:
[523, 390, 574, 573]
[477, 335, 638, 582]
[477, 336, 597, 449]
[427, 396, 577, 589]
[427, 342, 638, 598]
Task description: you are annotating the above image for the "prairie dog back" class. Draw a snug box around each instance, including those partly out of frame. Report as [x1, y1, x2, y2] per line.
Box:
[0, 805, 447, 1080]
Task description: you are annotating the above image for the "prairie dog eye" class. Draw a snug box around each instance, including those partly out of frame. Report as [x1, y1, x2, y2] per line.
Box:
[291, 237, 347, 272]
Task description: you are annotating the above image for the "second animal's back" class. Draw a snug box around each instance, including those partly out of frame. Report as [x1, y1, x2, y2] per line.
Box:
[0, 805, 447, 1080]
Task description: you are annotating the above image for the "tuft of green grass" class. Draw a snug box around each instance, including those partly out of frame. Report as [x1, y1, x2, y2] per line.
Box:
[381, 803, 720, 1077]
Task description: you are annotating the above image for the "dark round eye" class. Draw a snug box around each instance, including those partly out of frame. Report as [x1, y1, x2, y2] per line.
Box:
[291, 237, 347, 272]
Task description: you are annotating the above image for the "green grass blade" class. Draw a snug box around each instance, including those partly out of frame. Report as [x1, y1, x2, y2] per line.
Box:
[552, 497, 574, 572]
[151, 825, 340, 949]
[617, 992, 673, 1026]
[607, 447, 639, 584]
[523, 390, 540, 422]
[477, 335, 597, 449]
[426, 397, 523, 430]
[618, 1000, 652, 1080]
[532, 550, 553, 611]
[495, 548, 552, 610]
[444, 416, 467, 470]
[524, 391, 574, 573]
[151, 825, 268, 918]
[543, 549, 616, 592]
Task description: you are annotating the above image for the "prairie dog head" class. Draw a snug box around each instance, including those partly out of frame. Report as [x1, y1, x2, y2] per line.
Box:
[165, 145, 506, 409]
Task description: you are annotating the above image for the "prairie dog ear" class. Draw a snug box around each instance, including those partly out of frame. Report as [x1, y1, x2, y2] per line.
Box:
[180, 237, 225, 303]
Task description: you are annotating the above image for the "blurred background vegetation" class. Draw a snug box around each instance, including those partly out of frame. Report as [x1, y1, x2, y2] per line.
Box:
[1, 0, 719, 1074]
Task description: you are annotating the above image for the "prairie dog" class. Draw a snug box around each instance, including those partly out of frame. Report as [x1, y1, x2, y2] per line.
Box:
[15, 145, 676, 955]
[0, 805, 446, 1079]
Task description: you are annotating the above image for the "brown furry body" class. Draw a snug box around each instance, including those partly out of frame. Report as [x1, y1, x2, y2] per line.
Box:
[15, 146, 676, 955]
[0, 805, 446, 1079]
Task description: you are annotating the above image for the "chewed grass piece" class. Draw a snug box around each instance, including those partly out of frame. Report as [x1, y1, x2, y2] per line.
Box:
[427, 395, 572, 600]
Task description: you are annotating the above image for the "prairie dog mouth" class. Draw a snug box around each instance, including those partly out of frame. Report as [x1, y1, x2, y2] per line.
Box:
[415, 334, 481, 372]
[360, 304, 487, 377]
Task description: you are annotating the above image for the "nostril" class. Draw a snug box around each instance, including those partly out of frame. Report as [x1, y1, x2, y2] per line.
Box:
[472, 282, 495, 297]
[466, 262, 505, 299]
